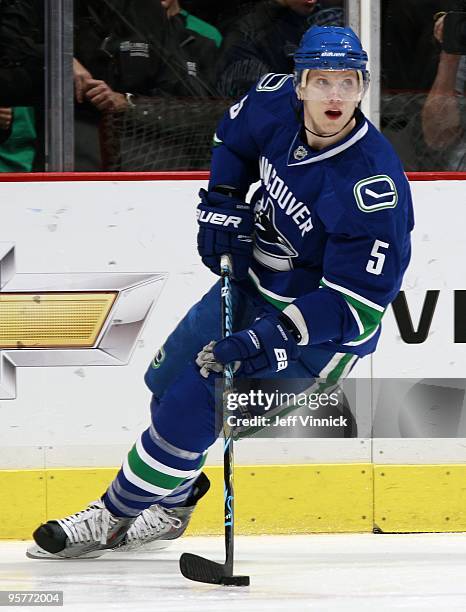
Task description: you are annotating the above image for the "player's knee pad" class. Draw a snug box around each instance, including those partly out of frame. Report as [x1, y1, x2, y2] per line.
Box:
[150, 363, 220, 453]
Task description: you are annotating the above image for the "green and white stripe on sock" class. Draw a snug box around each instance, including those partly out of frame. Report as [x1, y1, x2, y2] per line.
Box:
[104, 425, 207, 517]
[159, 472, 203, 508]
[123, 437, 206, 495]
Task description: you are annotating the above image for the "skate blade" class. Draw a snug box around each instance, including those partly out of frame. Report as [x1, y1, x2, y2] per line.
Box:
[111, 540, 172, 554]
[26, 544, 106, 560]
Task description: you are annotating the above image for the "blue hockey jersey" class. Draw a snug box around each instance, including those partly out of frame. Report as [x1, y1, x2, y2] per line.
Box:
[209, 73, 414, 357]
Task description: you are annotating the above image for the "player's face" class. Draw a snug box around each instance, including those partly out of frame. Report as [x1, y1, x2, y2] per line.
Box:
[300, 70, 359, 135]
[298, 70, 362, 102]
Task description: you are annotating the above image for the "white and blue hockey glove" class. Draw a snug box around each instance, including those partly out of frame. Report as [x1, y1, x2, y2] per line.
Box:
[198, 314, 301, 377]
[196, 187, 254, 281]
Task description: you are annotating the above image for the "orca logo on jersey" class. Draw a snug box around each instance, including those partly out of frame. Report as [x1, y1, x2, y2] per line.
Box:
[259, 157, 313, 237]
[253, 156, 314, 271]
[196, 210, 242, 229]
[253, 197, 298, 272]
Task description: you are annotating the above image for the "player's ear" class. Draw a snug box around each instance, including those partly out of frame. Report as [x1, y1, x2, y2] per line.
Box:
[294, 70, 306, 101]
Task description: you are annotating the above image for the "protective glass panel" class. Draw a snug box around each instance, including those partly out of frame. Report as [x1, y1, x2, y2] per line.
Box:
[75, 0, 345, 172]
[0, 0, 44, 172]
[381, 1, 466, 172]
[0, 0, 349, 173]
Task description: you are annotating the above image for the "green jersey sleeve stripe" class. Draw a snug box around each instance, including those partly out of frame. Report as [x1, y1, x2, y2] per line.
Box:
[344, 324, 380, 346]
[321, 277, 385, 312]
[342, 293, 384, 337]
[320, 278, 385, 345]
[248, 269, 294, 310]
[212, 133, 223, 148]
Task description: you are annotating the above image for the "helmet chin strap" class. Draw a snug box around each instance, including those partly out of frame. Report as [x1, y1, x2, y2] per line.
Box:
[304, 110, 356, 138]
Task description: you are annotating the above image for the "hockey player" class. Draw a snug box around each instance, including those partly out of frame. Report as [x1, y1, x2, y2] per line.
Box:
[27, 25, 414, 559]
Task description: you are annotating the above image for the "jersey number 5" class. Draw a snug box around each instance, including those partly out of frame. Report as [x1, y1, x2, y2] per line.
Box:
[366, 240, 389, 275]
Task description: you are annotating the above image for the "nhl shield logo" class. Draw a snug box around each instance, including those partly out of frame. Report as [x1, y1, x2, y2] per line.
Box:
[293, 145, 308, 161]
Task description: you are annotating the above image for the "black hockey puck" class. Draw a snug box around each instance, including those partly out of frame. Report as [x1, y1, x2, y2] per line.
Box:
[220, 575, 250, 586]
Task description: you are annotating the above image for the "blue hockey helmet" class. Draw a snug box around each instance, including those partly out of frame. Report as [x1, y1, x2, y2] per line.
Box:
[294, 26, 370, 101]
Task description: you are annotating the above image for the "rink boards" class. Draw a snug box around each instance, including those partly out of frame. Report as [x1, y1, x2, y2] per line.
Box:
[0, 172, 465, 538]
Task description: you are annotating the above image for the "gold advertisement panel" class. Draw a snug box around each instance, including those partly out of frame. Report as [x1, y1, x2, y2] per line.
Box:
[0, 293, 117, 348]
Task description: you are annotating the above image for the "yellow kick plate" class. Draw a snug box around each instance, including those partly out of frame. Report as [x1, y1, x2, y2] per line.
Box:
[0, 292, 117, 348]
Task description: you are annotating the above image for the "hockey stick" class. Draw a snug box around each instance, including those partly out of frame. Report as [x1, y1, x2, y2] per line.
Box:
[179, 254, 250, 586]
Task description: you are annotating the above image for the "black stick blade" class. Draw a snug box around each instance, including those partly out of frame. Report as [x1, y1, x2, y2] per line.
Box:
[179, 553, 250, 586]
[179, 553, 224, 584]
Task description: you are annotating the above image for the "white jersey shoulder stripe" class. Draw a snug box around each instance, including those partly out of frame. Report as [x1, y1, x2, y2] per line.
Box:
[321, 276, 385, 312]
[248, 269, 295, 304]
[287, 121, 368, 166]
[344, 324, 380, 347]
[345, 301, 365, 336]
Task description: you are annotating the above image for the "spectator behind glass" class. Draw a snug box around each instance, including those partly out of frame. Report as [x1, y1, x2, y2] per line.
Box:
[421, 12, 465, 170]
[381, 0, 465, 171]
[0, 107, 36, 171]
[73, 0, 168, 171]
[0, 0, 43, 170]
[161, 0, 221, 48]
[0, 0, 169, 171]
[97, 0, 225, 171]
[179, 0, 256, 32]
[150, 0, 221, 96]
[0, 0, 221, 171]
[382, 0, 446, 93]
[216, 0, 344, 98]
[74, 0, 221, 171]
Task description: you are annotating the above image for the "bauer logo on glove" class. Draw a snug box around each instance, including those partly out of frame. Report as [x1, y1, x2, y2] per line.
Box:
[196, 187, 254, 281]
[274, 348, 289, 371]
[196, 209, 243, 229]
[199, 314, 301, 377]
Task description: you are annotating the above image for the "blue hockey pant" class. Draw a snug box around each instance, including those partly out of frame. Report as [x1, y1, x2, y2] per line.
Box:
[103, 280, 359, 517]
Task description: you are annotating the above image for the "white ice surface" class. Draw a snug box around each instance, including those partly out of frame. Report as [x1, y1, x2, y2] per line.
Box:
[1, 534, 466, 611]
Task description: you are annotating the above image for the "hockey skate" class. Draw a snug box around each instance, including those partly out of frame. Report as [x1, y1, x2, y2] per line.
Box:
[113, 472, 211, 553]
[26, 499, 135, 559]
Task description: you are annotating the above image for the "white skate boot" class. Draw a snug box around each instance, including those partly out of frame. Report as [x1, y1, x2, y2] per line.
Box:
[113, 472, 210, 553]
[26, 499, 135, 559]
